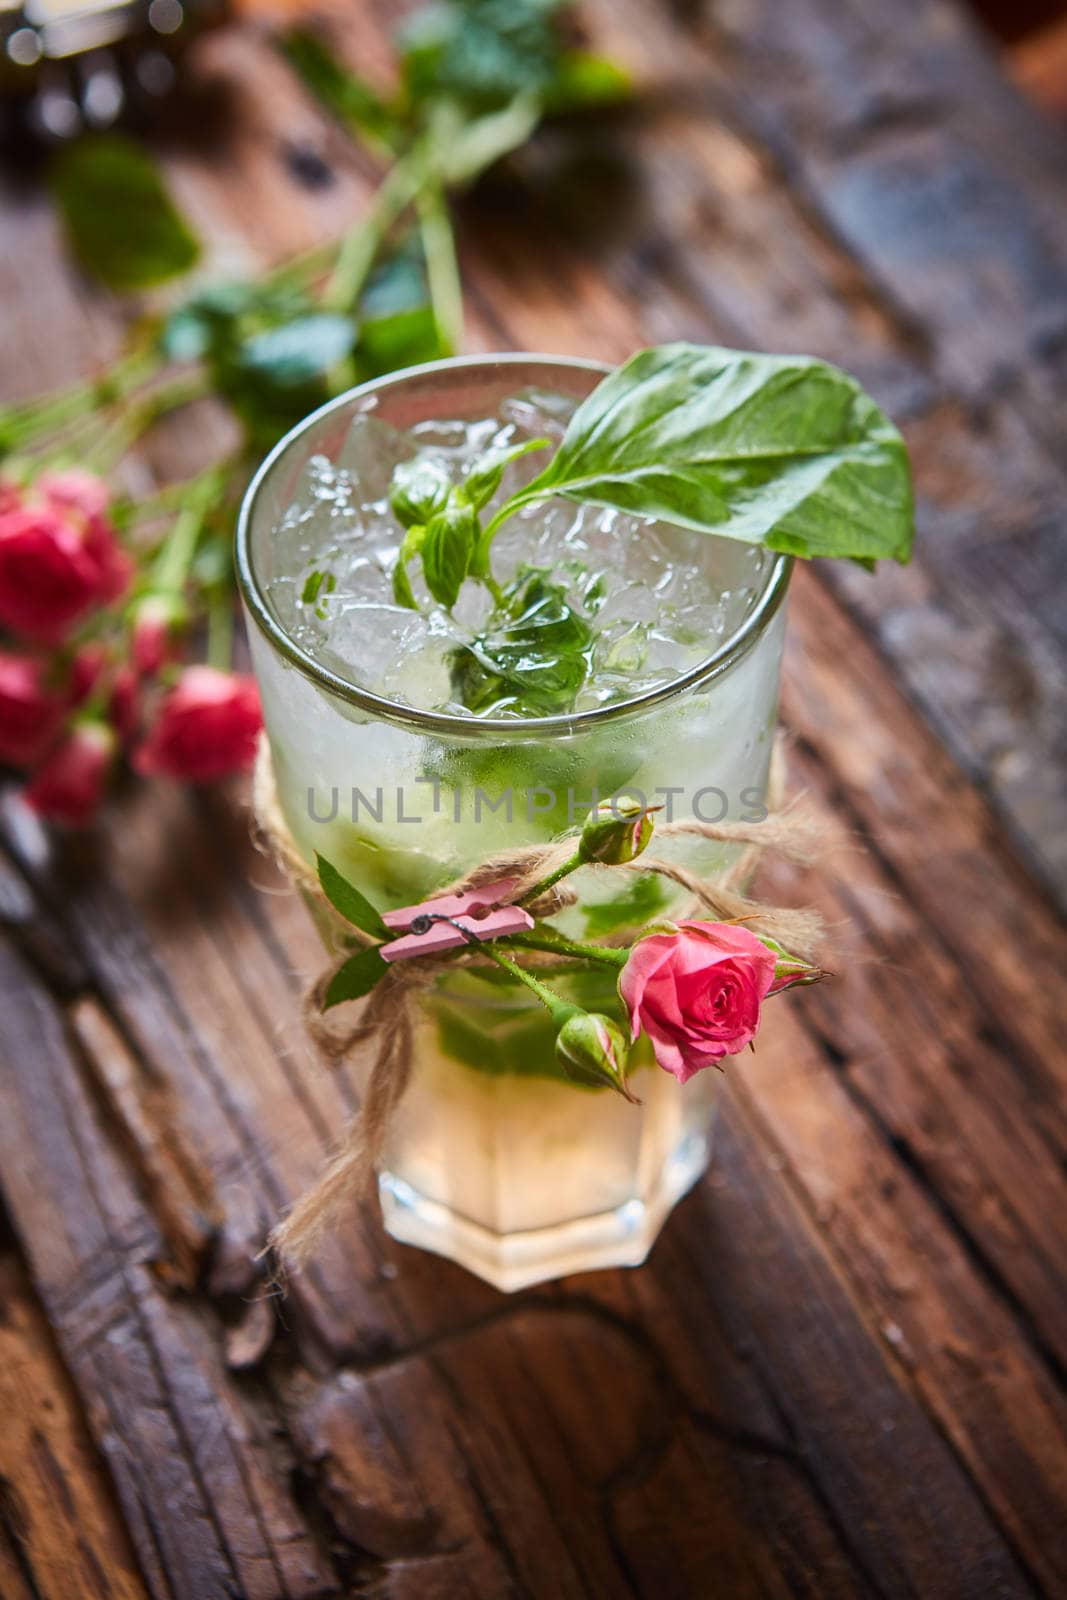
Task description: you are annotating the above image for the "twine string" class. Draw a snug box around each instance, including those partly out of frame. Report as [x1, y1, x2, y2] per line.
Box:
[252, 736, 823, 1266]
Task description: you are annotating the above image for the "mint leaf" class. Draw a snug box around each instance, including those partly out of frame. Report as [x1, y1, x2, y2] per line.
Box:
[324, 946, 390, 1009]
[393, 520, 429, 607]
[582, 873, 668, 937]
[490, 343, 913, 567]
[449, 569, 594, 715]
[421, 501, 477, 608]
[461, 436, 550, 515]
[399, 0, 566, 115]
[316, 855, 391, 940]
[391, 456, 452, 528]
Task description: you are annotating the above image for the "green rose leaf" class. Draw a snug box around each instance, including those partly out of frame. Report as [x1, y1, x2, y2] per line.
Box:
[238, 314, 357, 387]
[324, 945, 390, 1010]
[52, 134, 200, 292]
[316, 854, 391, 940]
[486, 343, 913, 568]
[421, 500, 478, 608]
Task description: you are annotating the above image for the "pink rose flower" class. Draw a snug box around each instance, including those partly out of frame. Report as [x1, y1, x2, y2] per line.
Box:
[0, 651, 66, 768]
[24, 721, 115, 826]
[134, 666, 262, 783]
[619, 920, 778, 1082]
[0, 483, 130, 644]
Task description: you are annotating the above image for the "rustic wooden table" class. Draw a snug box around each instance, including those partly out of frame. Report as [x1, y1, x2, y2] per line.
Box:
[2, 1, 1067, 1596]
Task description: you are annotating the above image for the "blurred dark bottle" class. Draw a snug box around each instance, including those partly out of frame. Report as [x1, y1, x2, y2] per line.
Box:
[0, 0, 226, 140]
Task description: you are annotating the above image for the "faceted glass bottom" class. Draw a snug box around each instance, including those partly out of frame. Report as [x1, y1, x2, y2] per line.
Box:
[374, 1034, 721, 1292]
[379, 1122, 715, 1292]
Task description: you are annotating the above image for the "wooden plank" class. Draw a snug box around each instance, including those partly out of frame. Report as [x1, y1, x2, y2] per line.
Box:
[0, 936, 341, 1599]
[582, 1111, 1034, 1598]
[1009, 19, 1067, 118]
[4, 903, 1018, 1598]
[0, 1244, 148, 1600]
[0, 2, 1065, 1591]
[595, 0, 1067, 895]
[284, 1302, 871, 1599]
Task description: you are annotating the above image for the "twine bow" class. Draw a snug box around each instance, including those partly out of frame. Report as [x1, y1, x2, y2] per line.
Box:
[252, 736, 823, 1266]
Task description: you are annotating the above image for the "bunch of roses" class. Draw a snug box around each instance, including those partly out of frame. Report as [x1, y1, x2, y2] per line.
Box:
[0, 468, 262, 825]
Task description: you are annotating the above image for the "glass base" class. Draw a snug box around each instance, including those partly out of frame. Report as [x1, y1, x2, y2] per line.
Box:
[379, 1125, 714, 1293]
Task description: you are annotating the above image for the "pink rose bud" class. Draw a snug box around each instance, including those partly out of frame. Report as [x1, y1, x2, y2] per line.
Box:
[756, 934, 823, 993]
[579, 799, 656, 865]
[619, 920, 779, 1082]
[131, 593, 188, 677]
[134, 666, 262, 783]
[555, 1010, 637, 1101]
[0, 651, 65, 768]
[24, 720, 116, 827]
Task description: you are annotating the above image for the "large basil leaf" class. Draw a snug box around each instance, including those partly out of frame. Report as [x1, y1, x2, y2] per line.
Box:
[52, 134, 200, 292]
[510, 344, 913, 565]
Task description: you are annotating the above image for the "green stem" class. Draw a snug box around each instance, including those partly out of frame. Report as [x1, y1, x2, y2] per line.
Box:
[115, 459, 234, 530]
[416, 181, 464, 354]
[84, 372, 211, 472]
[206, 584, 235, 672]
[516, 848, 583, 907]
[478, 945, 576, 1026]
[499, 931, 628, 969]
[474, 486, 550, 578]
[152, 465, 225, 593]
[262, 236, 342, 294]
[322, 145, 430, 312]
[0, 344, 161, 455]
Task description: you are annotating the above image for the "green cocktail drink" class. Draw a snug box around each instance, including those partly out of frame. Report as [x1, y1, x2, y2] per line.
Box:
[237, 349, 908, 1289]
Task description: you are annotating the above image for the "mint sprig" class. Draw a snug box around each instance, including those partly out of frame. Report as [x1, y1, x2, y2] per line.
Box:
[390, 342, 914, 627]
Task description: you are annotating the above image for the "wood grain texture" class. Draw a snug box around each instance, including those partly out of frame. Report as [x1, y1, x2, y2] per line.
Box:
[0, 0, 1066, 1594]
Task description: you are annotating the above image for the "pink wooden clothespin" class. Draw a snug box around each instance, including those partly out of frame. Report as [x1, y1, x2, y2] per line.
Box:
[379, 876, 535, 963]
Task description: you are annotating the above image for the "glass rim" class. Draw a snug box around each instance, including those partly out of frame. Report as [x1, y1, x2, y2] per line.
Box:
[235, 353, 792, 738]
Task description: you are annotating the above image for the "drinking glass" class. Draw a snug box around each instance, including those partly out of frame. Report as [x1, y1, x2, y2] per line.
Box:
[237, 355, 791, 1291]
